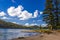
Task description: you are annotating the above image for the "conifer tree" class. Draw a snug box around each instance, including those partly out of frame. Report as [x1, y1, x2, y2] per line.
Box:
[43, 0, 54, 30]
[43, 0, 60, 29]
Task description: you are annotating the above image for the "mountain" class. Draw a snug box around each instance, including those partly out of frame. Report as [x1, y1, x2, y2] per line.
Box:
[0, 19, 40, 29]
[0, 19, 24, 28]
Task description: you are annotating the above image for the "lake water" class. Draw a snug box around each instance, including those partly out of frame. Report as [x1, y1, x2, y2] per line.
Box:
[0, 29, 39, 40]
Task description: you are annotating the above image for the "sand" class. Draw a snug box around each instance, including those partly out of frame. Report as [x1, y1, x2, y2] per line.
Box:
[12, 31, 60, 40]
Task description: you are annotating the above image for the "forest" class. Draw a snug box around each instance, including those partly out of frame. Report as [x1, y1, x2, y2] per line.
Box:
[43, 0, 60, 30]
[0, 19, 40, 29]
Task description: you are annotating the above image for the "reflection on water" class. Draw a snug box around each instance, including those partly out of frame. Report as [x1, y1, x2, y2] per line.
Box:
[0, 29, 39, 40]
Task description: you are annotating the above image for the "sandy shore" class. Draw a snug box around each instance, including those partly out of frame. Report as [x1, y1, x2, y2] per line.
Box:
[12, 31, 60, 40]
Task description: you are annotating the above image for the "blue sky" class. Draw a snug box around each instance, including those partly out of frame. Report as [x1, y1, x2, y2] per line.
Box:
[0, 0, 46, 26]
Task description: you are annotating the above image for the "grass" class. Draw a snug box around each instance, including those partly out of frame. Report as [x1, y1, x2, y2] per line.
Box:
[34, 29, 53, 34]
[56, 30, 60, 32]
[34, 29, 60, 34]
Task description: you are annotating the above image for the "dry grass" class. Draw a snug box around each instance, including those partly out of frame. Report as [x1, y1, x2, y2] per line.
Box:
[34, 29, 53, 34]
[56, 30, 60, 32]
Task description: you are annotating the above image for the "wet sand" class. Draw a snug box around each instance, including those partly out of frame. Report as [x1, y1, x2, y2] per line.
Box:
[12, 31, 60, 40]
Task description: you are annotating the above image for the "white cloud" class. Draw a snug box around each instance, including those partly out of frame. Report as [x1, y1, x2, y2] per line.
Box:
[18, 10, 32, 20]
[30, 23, 38, 26]
[1, 17, 11, 19]
[0, 12, 6, 16]
[41, 24, 47, 27]
[12, 22, 17, 24]
[12, 22, 19, 24]
[40, 12, 43, 14]
[7, 5, 23, 16]
[25, 23, 29, 26]
[25, 23, 38, 26]
[7, 5, 39, 20]
[33, 10, 38, 18]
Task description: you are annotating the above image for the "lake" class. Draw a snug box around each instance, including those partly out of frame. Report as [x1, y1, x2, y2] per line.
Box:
[0, 29, 39, 40]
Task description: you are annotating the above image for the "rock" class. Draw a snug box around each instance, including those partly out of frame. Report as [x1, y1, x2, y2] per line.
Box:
[18, 37, 25, 39]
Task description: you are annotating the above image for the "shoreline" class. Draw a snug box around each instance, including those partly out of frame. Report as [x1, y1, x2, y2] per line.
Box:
[11, 31, 60, 40]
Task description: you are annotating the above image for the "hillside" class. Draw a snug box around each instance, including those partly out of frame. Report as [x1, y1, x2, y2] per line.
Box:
[0, 20, 40, 29]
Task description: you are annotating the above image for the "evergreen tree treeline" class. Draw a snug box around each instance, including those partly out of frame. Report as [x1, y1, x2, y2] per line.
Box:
[43, 0, 60, 30]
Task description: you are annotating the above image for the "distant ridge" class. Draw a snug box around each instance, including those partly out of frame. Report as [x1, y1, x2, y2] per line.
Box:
[0, 19, 40, 29]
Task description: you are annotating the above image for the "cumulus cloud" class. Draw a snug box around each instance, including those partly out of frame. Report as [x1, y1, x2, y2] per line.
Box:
[7, 5, 23, 16]
[12, 22, 17, 24]
[30, 23, 38, 26]
[25, 23, 38, 26]
[7, 5, 39, 20]
[12, 22, 20, 24]
[18, 10, 32, 20]
[0, 12, 6, 16]
[25, 23, 29, 26]
[40, 12, 43, 14]
[33, 10, 38, 18]
[41, 24, 47, 27]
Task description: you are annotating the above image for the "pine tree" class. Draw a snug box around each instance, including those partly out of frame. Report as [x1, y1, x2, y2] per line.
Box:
[43, 0, 60, 30]
[43, 0, 54, 30]
[54, 0, 60, 28]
